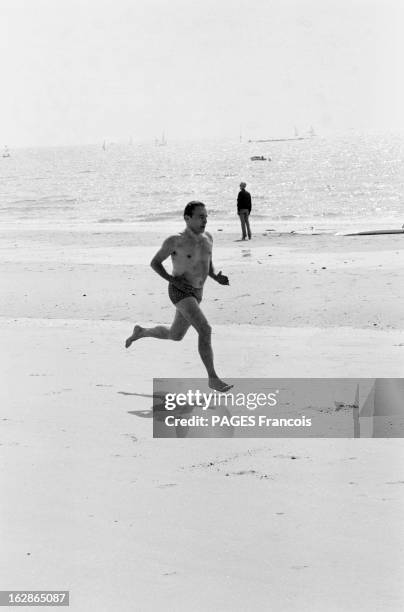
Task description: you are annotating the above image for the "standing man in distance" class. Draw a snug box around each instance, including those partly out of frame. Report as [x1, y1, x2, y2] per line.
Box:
[125, 201, 233, 393]
[237, 181, 252, 240]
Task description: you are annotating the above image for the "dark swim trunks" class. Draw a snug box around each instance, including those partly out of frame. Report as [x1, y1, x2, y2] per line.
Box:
[168, 282, 203, 305]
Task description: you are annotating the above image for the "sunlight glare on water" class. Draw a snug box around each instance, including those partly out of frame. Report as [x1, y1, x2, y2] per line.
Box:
[0, 135, 403, 231]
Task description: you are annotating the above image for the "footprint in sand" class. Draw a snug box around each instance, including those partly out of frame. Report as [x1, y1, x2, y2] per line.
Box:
[157, 483, 178, 488]
[273, 454, 300, 460]
[226, 470, 272, 480]
[122, 434, 138, 443]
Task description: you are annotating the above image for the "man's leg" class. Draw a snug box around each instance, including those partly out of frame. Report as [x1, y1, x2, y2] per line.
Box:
[125, 310, 190, 348]
[239, 212, 247, 239]
[176, 297, 232, 392]
[245, 213, 252, 239]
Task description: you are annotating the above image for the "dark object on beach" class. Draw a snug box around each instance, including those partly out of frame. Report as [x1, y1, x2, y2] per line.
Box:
[345, 229, 404, 236]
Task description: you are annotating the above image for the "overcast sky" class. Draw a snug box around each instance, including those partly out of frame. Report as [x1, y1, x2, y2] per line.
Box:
[1, 0, 402, 146]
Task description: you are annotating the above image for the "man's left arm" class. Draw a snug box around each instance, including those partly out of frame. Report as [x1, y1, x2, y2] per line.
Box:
[208, 259, 229, 285]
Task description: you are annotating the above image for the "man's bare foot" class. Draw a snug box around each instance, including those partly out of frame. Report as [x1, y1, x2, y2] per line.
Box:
[208, 378, 233, 392]
[125, 325, 143, 348]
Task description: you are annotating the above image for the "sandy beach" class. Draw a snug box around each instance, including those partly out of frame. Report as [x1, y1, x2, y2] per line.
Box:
[3, 0, 404, 607]
[1, 222, 404, 611]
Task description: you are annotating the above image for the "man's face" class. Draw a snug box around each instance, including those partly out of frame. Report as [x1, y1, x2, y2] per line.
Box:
[186, 206, 208, 234]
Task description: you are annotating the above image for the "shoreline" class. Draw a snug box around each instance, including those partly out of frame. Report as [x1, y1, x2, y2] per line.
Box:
[1, 213, 404, 235]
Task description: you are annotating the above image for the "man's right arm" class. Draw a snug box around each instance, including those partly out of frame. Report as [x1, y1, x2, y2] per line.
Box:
[150, 237, 193, 291]
[150, 236, 176, 282]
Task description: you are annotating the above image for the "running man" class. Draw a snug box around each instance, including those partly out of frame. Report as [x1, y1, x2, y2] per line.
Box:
[125, 201, 233, 392]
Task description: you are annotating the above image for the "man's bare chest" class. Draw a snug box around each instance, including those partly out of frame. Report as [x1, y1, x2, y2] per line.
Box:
[172, 237, 212, 262]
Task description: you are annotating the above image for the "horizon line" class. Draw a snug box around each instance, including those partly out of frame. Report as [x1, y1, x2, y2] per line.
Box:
[3, 129, 404, 151]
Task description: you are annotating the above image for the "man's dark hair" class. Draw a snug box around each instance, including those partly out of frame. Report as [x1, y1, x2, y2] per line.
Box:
[183, 201, 206, 218]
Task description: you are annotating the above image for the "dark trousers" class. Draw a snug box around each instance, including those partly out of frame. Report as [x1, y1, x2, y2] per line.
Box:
[238, 209, 251, 239]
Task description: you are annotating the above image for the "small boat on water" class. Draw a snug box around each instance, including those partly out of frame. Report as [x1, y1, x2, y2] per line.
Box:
[250, 155, 270, 161]
[249, 138, 304, 143]
[2, 145, 10, 158]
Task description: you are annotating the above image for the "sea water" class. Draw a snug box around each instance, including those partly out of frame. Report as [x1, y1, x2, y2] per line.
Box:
[1, 135, 403, 232]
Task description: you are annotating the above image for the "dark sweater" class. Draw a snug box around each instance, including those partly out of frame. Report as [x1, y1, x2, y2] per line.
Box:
[237, 189, 252, 213]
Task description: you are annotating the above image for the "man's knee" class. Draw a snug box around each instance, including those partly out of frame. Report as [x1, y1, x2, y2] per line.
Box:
[169, 329, 186, 341]
[198, 322, 212, 338]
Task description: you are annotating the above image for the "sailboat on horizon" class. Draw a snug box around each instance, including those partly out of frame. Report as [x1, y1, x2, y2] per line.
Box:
[156, 131, 167, 146]
[2, 145, 10, 158]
